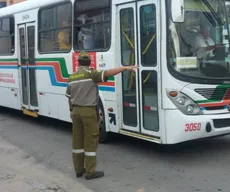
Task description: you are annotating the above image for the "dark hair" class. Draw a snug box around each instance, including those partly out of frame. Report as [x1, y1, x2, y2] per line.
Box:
[78, 59, 90, 66]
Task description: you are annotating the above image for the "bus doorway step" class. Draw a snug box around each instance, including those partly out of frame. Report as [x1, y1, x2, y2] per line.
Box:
[22, 108, 38, 118]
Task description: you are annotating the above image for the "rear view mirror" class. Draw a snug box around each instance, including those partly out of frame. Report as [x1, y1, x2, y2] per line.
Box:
[171, 0, 185, 23]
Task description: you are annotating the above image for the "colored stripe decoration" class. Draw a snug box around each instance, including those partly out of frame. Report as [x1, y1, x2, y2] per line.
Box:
[0, 59, 18, 69]
[195, 85, 230, 109]
[0, 58, 115, 92]
[98, 76, 115, 92]
[35, 58, 69, 87]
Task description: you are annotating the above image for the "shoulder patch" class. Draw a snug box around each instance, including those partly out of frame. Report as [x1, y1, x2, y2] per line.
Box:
[70, 73, 85, 79]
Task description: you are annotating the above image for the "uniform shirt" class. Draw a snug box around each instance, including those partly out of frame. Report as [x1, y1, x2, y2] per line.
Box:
[66, 66, 108, 106]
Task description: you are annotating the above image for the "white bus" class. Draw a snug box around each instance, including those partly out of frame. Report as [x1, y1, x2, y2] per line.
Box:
[0, 0, 230, 144]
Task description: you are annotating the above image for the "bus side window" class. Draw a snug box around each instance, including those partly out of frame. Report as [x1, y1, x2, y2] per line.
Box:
[120, 8, 135, 67]
[140, 4, 157, 67]
[0, 17, 15, 55]
[38, 2, 72, 53]
[56, 4, 72, 51]
[73, 0, 111, 50]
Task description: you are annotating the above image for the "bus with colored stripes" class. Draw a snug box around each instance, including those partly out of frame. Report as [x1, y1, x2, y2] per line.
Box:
[0, 0, 230, 144]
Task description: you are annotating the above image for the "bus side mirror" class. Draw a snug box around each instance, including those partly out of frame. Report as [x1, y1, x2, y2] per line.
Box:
[171, 0, 185, 23]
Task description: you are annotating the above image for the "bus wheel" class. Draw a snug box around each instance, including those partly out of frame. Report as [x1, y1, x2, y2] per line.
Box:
[98, 102, 109, 143]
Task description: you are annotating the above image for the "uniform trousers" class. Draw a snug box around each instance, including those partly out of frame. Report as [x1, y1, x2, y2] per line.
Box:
[71, 105, 99, 176]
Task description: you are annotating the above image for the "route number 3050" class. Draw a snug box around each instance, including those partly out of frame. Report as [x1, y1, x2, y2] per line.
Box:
[185, 123, 201, 132]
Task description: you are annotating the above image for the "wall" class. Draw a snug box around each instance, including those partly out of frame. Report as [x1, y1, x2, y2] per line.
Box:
[0, 0, 7, 8]
[0, 0, 26, 6]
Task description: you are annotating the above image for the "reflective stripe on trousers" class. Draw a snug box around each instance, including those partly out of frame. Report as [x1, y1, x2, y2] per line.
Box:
[72, 149, 96, 156]
[72, 149, 84, 153]
[85, 152, 96, 156]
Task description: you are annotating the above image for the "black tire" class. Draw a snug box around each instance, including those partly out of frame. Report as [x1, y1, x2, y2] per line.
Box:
[98, 101, 110, 143]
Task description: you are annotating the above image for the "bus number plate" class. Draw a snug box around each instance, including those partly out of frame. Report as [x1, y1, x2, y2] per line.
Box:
[185, 123, 201, 132]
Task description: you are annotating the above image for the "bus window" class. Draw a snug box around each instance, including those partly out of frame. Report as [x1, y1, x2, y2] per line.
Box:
[0, 16, 15, 55]
[74, 0, 111, 50]
[38, 2, 72, 53]
[120, 8, 137, 127]
[141, 70, 159, 132]
[140, 4, 157, 66]
[120, 8, 135, 66]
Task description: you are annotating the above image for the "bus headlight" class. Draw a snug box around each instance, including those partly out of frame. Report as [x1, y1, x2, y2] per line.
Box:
[176, 97, 186, 105]
[186, 105, 194, 114]
[167, 90, 203, 115]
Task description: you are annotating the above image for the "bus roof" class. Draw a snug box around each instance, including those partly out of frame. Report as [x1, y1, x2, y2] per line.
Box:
[0, 0, 70, 18]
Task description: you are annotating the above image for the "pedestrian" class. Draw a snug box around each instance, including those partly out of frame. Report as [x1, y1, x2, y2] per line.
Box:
[65, 51, 138, 180]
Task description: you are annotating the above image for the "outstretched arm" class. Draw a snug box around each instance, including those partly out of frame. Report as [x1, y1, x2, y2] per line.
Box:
[104, 66, 138, 77]
[91, 66, 138, 83]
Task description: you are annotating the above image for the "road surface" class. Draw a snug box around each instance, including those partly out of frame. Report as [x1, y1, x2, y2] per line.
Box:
[0, 107, 230, 192]
[0, 135, 94, 192]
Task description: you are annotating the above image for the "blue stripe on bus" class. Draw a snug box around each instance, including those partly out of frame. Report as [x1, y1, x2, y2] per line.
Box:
[99, 86, 115, 92]
[36, 66, 67, 87]
[0, 66, 18, 69]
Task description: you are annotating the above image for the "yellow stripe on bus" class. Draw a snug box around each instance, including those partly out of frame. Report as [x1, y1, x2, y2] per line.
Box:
[119, 129, 161, 143]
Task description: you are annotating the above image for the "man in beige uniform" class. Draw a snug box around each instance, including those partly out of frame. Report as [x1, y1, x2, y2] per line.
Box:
[66, 51, 137, 180]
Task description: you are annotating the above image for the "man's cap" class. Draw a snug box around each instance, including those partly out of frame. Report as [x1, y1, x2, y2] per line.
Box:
[78, 51, 91, 60]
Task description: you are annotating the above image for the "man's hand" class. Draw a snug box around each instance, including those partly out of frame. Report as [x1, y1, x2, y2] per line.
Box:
[105, 65, 139, 78]
[124, 65, 139, 72]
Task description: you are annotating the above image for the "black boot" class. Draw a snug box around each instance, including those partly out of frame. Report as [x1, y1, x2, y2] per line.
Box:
[85, 171, 104, 180]
[76, 168, 86, 178]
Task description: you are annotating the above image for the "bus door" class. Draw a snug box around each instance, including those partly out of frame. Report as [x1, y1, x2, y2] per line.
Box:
[18, 23, 38, 113]
[118, 0, 160, 139]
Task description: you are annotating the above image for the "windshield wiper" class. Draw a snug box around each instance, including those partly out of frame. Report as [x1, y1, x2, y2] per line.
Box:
[201, 9, 216, 26]
[200, 0, 223, 26]
[198, 0, 217, 26]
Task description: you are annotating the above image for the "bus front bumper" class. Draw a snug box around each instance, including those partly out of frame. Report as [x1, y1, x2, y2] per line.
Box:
[164, 110, 230, 144]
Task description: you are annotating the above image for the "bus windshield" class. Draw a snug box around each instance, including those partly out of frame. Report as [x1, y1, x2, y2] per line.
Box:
[168, 0, 230, 81]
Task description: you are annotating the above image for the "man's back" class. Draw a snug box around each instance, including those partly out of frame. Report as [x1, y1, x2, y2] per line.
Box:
[66, 66, 106, 107]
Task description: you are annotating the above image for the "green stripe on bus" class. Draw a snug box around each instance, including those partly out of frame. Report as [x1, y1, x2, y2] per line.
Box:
[0, 59, 18, 62]
[108, 76, 114, 81]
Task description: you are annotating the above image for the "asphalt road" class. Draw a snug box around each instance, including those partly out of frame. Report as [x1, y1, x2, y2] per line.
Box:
[1, 107, 230, 192]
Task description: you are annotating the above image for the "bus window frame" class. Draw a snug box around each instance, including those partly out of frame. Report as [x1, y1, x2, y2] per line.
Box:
[37, 1, 73, 55]
[73, 0, 112, 52]
[0, 15, 15, 56]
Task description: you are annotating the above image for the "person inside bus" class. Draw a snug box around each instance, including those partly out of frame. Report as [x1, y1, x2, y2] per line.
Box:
[58, 21, 71, 51]
[193, 25, 229, 77]
[78, 26, 95, 50]
[193, 25, 219, 60]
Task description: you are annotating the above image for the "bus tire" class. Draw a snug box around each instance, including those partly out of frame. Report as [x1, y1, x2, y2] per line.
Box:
[98, 101, 109, 143]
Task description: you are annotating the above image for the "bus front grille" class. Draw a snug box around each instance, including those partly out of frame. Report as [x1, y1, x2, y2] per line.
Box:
[213, 118, 230, 128]
[195, 88, 230, 101]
